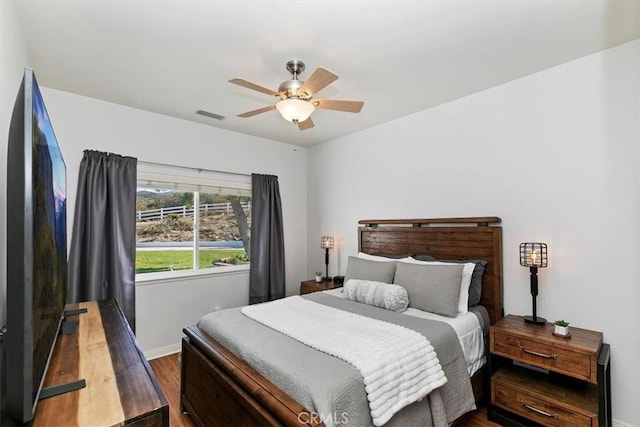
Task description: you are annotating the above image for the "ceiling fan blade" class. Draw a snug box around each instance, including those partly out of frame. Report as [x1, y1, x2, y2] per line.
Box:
[298, 117, 314, 130]
[299, 67, 338, 96]
[237, 105, 276, 118]
[229, 78, 279, 97]
[314, 99, 364, 113]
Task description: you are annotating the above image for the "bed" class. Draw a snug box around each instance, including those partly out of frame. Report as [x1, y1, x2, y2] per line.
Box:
[180, 217, 503, 426]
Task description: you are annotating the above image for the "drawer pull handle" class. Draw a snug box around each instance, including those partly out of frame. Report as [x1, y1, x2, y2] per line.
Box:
[518, 345, 557, 360]
[520, 401, 558, 419]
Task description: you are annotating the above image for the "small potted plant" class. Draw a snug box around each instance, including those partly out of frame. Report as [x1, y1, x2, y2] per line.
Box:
[553, 320, 570, 337]
[314, 271, 323, 282]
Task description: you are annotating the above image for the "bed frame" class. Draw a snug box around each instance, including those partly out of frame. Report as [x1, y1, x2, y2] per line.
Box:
[180, 217, 503, 426]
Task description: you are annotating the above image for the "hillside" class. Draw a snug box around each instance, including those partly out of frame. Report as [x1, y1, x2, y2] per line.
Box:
[136, 211, 249, 243]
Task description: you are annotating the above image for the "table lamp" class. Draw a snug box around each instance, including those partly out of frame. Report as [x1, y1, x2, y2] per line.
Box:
[519, 242, 548, 325]
[321, 236, 334, 281]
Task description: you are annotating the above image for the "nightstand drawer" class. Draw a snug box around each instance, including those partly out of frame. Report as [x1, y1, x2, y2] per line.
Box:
[493, 332, 592, 381]
[493, 381, 592, 427]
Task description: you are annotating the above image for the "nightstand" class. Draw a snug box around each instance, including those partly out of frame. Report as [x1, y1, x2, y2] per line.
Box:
[489, 314, 611, 427]
[300, 279, 342, 295]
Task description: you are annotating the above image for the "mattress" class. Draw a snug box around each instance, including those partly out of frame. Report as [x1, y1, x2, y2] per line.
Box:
[198, 291, 476, 426]
[323, 288, 488, 376]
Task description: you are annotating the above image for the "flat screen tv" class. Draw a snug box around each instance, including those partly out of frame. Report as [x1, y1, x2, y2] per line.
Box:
[4, 68, 67, 423]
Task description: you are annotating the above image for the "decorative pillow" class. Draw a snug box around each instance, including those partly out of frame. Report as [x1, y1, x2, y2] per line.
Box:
[399, 257, 474, 314]
[413, 255, 488, 307]
[344, 256, 397, 284]
[344, 279, 409, 312]
[357, 252, 408, 262]
[393, 262, 464, 317]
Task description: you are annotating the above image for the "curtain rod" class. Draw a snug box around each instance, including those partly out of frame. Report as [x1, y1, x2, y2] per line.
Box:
[137, 160, 251, 178]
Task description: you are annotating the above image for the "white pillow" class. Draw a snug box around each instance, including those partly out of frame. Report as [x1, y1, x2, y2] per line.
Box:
[344, 279, 409, 312]
[357, 252, 398, 262]
[398, 257, 475, 314]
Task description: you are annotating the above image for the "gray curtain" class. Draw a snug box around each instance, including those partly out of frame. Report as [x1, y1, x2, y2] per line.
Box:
[67, 150, 137, 331]
[249, 174, 285, 304]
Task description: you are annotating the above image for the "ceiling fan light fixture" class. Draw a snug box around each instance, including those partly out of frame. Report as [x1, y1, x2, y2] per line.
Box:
[276, 98, 315, 123]
[230, 60, 363, 130]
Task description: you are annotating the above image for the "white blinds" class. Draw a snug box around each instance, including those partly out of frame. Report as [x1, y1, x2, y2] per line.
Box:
[137, 162, 251, 197]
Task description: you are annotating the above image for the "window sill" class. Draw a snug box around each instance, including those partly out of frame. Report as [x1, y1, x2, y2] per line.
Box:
[135, 264, 250, 286]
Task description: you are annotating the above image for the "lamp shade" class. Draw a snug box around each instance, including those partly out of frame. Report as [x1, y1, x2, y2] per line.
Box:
[321, 236, 334, 249]
[519, 242, 548, 268]
[276, 98, 315, 123]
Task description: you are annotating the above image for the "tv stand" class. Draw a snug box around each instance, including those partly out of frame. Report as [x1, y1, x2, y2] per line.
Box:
[60, 307, 88, 335]
[64, 308, 88, 316]
[32, 299, 168, 426]
[37, 307, 90, 400]
[39, 379, 86, 400]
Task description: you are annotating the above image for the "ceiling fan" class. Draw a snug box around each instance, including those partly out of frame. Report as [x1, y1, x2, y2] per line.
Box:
[229, 60, 364, 131]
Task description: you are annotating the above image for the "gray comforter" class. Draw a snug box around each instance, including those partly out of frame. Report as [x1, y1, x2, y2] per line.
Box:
[197, 292, 475, 426]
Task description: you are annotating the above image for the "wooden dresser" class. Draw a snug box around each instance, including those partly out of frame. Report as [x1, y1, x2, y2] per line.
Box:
[33, 299, 169, 426]
[489, 314, 611, 426]
[300, 279, 342, 295]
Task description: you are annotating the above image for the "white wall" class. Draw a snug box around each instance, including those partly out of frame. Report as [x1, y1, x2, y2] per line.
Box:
[1, 4, 30, 423]
[0, 0, 32, 325]
[39, 88, 308, 356]
[307, 39, 640, 425]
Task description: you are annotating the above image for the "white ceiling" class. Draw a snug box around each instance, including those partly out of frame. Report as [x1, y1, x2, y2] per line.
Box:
[16, 1, 640, 147]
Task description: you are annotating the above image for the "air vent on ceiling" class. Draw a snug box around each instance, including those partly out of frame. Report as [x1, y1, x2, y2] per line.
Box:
[196, 110, 225, 120]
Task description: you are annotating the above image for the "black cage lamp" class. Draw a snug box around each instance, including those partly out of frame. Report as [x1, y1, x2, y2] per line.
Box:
[519, 242, 548, 325]
[321, 236, 334, 281]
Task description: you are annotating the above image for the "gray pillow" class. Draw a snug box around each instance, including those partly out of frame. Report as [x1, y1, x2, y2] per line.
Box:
[344, 256, 397, 284]
[393, 262, 464, 317]
[413, 256, 488, 307]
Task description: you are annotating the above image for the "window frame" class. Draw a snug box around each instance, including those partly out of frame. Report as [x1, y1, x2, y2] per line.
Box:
[135, 162, 251, 284]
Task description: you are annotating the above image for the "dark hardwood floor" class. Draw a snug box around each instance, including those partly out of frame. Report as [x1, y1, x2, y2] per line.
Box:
[149, 353, 194, 427]
[149, 353, 500, 427]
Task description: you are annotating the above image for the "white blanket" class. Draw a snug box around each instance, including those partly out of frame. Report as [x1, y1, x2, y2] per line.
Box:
[241, 296, 447, 426]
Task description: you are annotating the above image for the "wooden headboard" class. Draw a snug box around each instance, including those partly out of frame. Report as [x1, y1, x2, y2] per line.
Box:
[358, 217, 503, 324]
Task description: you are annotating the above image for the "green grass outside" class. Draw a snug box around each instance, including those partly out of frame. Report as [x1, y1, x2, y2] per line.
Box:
[136, 249, 247, 274]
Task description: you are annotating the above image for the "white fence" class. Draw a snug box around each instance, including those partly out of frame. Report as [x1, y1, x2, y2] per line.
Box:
[137, 202, 251, 221]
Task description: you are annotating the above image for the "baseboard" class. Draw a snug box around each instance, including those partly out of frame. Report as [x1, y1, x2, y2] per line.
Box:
[144, 343, 181, 360]
[614, 419, 637, 427]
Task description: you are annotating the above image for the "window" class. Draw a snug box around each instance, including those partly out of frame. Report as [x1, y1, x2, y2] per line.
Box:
[135, 163, 251, 278]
